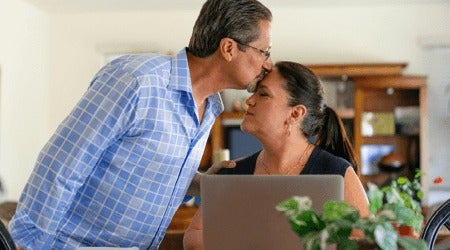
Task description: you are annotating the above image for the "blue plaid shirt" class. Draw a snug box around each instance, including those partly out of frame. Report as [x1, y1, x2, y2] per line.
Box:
[10, 48, 223, 250]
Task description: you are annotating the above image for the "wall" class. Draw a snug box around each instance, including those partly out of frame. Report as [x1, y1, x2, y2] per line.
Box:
[48, 9, 197, 129]
[271, 4, 449, 71]
[424, 47, 450, 205]
[0, 0, 50, 200]
[48, 4, 450, 129]
[1, 1, 449, 201]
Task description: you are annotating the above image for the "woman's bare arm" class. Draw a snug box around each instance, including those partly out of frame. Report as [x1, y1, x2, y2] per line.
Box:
[183, 207, 204, 250]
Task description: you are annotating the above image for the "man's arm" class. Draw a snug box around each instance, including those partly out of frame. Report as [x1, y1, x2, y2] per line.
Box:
[9, 70, 139, 248]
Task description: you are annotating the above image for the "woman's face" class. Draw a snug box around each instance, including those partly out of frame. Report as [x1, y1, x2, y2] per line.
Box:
[241, 68, 293, 140]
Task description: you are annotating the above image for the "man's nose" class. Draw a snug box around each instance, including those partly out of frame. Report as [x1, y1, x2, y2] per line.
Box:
[263, 57, 273, 71]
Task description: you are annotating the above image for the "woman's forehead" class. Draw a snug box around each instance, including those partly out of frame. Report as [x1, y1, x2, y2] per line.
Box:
[258, 69, 282, 89]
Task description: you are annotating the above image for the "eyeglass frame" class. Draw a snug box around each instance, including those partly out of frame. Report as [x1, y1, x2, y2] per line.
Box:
[232, 38, 271, 61]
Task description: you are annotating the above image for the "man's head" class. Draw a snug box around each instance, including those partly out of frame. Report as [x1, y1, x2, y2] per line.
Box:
[188, 0, 272, 58]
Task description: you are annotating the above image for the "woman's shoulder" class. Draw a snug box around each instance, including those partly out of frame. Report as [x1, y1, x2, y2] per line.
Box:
[305, 147, 350, 176]
[315, 147, 350, 165]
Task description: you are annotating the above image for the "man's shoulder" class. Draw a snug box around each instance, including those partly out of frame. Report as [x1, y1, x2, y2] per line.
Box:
[113, 53, 172, 75]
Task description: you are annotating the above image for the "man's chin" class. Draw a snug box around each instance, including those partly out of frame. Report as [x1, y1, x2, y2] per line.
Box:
[246, 82, 257, 93]
[246, 70, 269, 93]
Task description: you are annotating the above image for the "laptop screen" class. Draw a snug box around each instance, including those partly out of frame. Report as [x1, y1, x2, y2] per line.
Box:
[200, 175, 344, 250]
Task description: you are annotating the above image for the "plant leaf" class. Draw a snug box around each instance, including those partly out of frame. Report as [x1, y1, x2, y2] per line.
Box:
[336, 239, 358, 250]
[374, 221, 398, 250]
[324, 221, 353, 243]
[302, 231, 323, 250]
[383, 203, 424, 232]
[397, 176, 408, 185]
[276, 196, 312, 217]
[398, 237, 427, 250]
[367, 183, 384, 214]
[323, 201, 359, 222]
[289, 210, 325, 237]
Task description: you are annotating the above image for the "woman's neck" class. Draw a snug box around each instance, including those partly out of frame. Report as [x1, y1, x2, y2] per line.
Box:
[257, 139, 313, 175]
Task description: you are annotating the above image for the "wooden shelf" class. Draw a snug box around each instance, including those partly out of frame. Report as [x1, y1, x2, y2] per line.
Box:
[307, 63, 407, 77]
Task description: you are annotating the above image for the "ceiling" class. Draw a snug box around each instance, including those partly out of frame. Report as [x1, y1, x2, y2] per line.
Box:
[26, 0, 205, 12]
[25, 0, 448, 13]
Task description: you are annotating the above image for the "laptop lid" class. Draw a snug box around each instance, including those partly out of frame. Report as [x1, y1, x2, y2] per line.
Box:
[200, 175, 344, 250]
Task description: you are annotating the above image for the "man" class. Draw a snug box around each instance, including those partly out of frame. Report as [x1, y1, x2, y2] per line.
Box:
[9, 0, 272, 249]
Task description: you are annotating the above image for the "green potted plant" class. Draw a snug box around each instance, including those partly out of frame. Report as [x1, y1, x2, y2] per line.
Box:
[368, 170, 424, 237]
[276, 172, 427, 250]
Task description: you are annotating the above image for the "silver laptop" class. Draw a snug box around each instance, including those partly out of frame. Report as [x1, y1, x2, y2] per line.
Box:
[200, 175, 344, 250]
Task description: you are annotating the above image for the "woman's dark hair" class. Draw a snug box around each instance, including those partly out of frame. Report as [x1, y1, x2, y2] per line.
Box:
[188, 0, 272, 57]
[318, 107, 359, 171]
[275, 61, 359, 171]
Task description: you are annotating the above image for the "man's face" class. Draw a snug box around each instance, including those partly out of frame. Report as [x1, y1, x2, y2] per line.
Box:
[233, 20, 273, 90]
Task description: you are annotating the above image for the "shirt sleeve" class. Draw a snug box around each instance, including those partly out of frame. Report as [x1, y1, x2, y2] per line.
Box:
[9, 67, 140, 248]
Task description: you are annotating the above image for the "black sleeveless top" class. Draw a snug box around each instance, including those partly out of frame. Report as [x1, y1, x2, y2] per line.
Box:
[218, 147, 350, 177]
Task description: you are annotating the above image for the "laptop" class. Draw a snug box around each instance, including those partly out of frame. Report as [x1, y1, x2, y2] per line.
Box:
[200, 175, 344, 250]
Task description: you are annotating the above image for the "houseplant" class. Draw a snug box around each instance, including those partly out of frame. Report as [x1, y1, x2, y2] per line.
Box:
[276, 196, 426, 250]
[276, 172, 427, 250]
[368, 170, 424, 236]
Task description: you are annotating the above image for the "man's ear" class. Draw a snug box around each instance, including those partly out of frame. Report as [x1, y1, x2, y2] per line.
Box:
[219, 38, 234, 62]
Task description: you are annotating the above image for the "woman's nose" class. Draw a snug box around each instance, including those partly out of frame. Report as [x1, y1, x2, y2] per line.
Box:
[246, 95, 256, 107]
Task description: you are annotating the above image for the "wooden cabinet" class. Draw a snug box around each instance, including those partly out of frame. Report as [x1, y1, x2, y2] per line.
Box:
[352, 75, 427, 187]
[207, 63, 428, 191]
[309, 64, 427, 189]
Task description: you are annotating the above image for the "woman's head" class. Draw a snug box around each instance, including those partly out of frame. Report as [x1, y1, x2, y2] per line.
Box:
[242, 61, 358, 169]
[241, 61, 324, 141]
[275, 61, 325, 138]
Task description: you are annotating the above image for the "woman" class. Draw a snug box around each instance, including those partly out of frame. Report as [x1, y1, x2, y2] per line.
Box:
[183, 61, 369, 249]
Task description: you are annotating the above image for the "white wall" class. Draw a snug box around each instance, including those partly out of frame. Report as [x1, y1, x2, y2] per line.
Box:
[48, 3, 450, 129]
[48, 10, 197, 129]
[424, 47, 450, 205]
[0, 0, 50, 200]
[271, 4, 448, 73]
[1, 1, 449, 201]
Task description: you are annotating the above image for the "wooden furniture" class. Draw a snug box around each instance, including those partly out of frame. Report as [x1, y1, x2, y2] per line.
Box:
[208, 63, 428, 191]
[352, 74, 427, 186]
[159, 205, 198, 250]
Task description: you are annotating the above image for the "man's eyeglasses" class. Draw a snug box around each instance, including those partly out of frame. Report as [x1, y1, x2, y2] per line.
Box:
[233, 39, 271, 61]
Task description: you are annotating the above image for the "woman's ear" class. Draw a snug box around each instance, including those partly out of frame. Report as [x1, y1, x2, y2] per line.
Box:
[291, 104, 307, 123]
[219, 38, 234, 62]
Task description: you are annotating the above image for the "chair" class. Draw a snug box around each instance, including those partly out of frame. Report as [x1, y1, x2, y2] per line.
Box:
[0, 219, 16, 250]
[420, 198, 450, 250]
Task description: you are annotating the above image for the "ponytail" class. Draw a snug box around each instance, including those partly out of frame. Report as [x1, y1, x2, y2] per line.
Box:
[316, 106, 359, 172]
